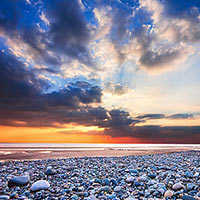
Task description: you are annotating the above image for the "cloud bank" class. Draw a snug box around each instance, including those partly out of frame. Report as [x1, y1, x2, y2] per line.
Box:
[0, 0, 200, 143]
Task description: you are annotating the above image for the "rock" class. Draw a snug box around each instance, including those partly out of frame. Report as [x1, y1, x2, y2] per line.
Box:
[148, 174, 156, 179]
[102, 178, 110, 186]
[164, 190, 174, 198]
[114, 186, 121, 192]
[17, 196, 27, 200]
[45, 166, 56, 175]
[185, 172, 194, 178]
[172, 182, 185, 190]
[129, 169, 139, 174]
[85, 195, 98, 200]
[9, 192, 18, 199]
[139, 175, 148, 182]
[188, 190, 198, 196]
[30, 180, 50, 192]
[158, 187, 165, 195]
[187, 183, 195, 191]
[96, 186, 112, 194]
[110, 178, 118, 186]
[71, 194, 78, 200]
[0, 196, 10, 200]
[8, 176, 29, 187]
[182, 195, 197, 200]
[125, 197, 135, 200]
[126, 176, 134, 183]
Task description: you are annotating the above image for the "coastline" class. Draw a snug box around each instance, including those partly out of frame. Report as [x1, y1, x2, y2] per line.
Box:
[0, 147, 197, 161]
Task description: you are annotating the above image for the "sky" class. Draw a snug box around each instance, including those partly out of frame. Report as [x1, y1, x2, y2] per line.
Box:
[0, 0, 200, 143]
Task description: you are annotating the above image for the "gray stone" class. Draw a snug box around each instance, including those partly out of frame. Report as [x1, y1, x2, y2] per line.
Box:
[172, 182, 185, 190]
[30, 180, 50, 192]
[8, 176, 29, 187]
[45, 166, 56, 175]
[0, 196, 10, 200]
[182, 195, 197, 200]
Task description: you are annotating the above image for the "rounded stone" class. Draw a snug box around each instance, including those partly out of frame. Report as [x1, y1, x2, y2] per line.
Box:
[30, 180, 50, 192]
[8, 176, 29, 187]
[164, 190, 174, 198]
[0, 195, 10, 200]
[172, 183, 185, 191]
[114, 186, 121, 192]
[182, 195, 197, 200]
[45, 166, 56, 175]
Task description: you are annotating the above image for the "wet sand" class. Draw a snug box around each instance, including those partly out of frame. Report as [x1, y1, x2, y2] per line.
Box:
[0, 147, 197, 161]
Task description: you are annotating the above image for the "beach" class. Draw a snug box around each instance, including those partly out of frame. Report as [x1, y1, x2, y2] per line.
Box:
[0, 143, 200, 161]
[0, 150, 200, 199]
[0, 148, 194, 161]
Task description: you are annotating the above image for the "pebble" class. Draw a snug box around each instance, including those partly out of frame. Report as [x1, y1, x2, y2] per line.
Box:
[172, 182, 185, 190]
[0, 151, 199, 199]
[0, 196, 10, 200]
[182, 194, 197, 200]
[30, 180, 50, 192]
[187, 183, 195, 191]
[126, 176, 134, 183]
[114, 186, 122, 192]
[45, 166, 56, 175]
[8, 175, 29, 187]
[164, 190, 174, 198]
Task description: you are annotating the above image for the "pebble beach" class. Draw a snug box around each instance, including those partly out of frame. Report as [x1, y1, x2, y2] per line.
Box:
[0, 151, 200, 199]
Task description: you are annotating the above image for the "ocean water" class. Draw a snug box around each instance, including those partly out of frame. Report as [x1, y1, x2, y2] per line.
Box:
[0, 143, 200, 151]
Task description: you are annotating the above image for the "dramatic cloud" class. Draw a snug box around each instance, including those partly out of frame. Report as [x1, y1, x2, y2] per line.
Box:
[95, 0, 200, 72]
[103, 125, 200, 143]
[0, 0, 61, 67]
[0, 0, 94, 70]
[133, 0, 200, 71]
[163, 0, 200, 43]
[45, 0, 94, 66]
[0, 0, 200, 143]
[0, 50, 102, 127]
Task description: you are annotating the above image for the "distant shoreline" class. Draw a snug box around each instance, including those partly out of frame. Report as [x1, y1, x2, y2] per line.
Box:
[0, 148, 197, 161]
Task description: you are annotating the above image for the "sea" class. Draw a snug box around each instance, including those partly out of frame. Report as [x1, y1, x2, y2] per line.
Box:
[0, 143, 200, 151]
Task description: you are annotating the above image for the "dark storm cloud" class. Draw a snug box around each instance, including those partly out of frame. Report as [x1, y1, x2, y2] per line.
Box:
[0, 0, 93, 67]
[45, 0, 94, 66]
[102, 0, 200, 70]
[0, 52, 137, 131]
[0, 50, 102, 127]
[103, 125, 200, 143]
[132, 125, 200, 140]
[0, 50, 199, 143]
[0, 0, 61, 67]
[0, 0, 199, 143]
[20, 27, 62, 66]
[0, 50, 46, 100]
[95, 109, 143, 138]
[106, 5, 184, 70]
